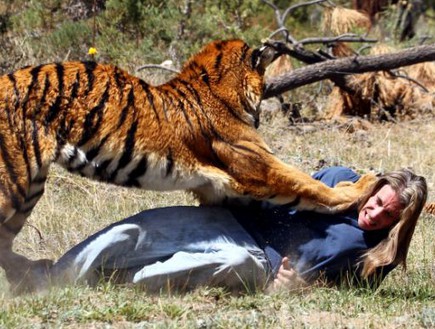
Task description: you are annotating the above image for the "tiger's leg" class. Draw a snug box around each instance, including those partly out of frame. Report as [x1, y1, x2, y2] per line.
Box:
[210, 140, 377, 213]
[0, 219, 53, 294]
[0, 168, 52, 294]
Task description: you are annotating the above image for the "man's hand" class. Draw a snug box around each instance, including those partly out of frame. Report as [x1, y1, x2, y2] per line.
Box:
[268, 257, 307, 292]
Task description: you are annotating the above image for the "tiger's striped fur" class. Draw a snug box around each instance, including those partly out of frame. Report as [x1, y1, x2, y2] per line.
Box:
[425, 202, 435, 215]
[0, 39, 376, 292]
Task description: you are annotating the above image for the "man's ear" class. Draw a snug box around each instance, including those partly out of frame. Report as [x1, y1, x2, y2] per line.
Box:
[251, 45, 279, 72]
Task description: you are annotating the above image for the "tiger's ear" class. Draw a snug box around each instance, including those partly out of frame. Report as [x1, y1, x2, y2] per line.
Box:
[251, 45, 278, 72]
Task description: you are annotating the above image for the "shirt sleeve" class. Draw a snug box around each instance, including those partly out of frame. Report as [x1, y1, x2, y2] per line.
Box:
[312, 166, 360, 187]
[298, 244, 396, 289]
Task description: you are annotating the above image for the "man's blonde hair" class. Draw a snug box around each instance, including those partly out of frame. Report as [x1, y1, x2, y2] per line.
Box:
[358, 168, 427, 278]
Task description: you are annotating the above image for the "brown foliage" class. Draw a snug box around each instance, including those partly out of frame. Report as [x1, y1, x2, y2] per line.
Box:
[265, 54, 293, 80]
[323, 43, 435, 122]
[324, 68, 434, 122]
[352, 0, 398, 22]
[322, 7, 371, 36]
[321, 7, 371, 58]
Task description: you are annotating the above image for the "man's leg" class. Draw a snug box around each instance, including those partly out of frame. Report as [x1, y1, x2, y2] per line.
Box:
[50, 223, 145, 285]
[51, 206, 268, 289]
[132, 241, 269, 293]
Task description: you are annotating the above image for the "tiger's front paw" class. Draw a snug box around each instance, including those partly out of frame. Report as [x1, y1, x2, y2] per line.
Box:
[334, 173, 377, 191]
[332, 173, 378, 213]
[354, 173, 378, 192]
[335, 180, 355, 188]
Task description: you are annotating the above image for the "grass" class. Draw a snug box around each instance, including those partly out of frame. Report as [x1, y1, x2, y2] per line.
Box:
[1, 2, 434, 327]
[0, 109, 433, 328]
[0, 280, 433, 328]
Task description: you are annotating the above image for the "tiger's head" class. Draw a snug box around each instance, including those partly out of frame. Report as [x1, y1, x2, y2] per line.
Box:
[180, 40, 278, 128]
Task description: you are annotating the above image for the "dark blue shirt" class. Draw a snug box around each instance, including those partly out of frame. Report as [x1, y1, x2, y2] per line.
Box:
[233, 166, 393, 286]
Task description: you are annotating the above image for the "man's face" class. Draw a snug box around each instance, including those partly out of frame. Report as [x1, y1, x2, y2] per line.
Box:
[358, 184, 403, 231]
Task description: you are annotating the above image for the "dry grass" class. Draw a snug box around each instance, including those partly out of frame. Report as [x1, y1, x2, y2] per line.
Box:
[323, 63, 435, 121]
[404, 62, 435, 92]
[0, 110, 433, 328]
[321, 6, 372, 58]
[370, 44, 435, 92]
[320, 9, 435, 122]
[265, 54, 293, 80]
[322, 6, 371, 36]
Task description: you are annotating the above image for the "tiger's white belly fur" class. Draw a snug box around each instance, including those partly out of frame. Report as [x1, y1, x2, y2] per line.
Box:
[56, 143, 231, 202]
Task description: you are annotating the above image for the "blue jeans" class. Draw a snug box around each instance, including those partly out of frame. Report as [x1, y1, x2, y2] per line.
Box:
[51, 206, 270, 292]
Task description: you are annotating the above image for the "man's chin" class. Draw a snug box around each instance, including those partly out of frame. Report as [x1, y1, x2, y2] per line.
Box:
[358, 215, 371, 231]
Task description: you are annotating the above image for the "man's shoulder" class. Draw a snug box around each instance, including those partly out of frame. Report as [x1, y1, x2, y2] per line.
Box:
[312, 166, 360, 187]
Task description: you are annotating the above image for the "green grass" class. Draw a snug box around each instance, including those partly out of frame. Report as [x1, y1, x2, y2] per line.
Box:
[0, 113, 433, 328]
[0, 279, 433, 328]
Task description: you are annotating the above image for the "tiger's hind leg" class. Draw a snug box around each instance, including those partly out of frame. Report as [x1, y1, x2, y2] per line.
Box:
[0, 168, 53, 294]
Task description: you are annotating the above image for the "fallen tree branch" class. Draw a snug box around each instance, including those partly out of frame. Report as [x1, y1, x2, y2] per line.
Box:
[264, 43, 435, 98]
[387, 70, 429, 93]
[297, 34, 377, 46]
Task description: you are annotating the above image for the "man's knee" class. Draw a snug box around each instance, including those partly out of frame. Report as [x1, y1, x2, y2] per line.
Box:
[216, 246, 267, 289]
[223, 247, 257, 268]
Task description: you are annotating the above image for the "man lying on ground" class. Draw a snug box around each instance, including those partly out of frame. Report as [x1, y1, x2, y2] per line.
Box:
[49, 167, 428, 293]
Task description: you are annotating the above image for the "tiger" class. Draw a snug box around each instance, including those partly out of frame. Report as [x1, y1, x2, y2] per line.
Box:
[425, 202, 435, 215]
[0, 39, 376, 292]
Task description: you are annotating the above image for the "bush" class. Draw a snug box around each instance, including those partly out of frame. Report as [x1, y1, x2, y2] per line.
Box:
[0, 0, 273, 69]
